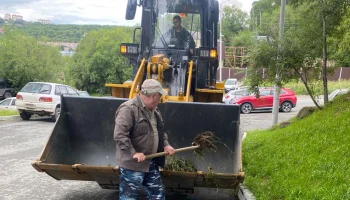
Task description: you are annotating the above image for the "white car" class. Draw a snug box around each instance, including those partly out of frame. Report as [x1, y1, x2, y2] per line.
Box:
[0, 97, 17, 110]
[15, 82, 79, 121]
[224, 78, 239, 93]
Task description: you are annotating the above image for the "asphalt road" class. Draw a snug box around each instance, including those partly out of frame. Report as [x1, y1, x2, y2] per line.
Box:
[0, 95, 318, 200]
[240, 95, 323, 132]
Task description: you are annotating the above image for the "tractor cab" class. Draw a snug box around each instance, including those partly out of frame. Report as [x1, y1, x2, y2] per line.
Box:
[120, 0, 222, 100]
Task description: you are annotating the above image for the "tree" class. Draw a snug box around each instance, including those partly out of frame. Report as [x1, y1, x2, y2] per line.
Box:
[288, 0, 350, 104]
[329, 7, 350, 67]
[0, 30, 64, 89]
[66, 27, 133, 94]
[221, 5, 249, 43]
[229, 29, 255, 47]
[247, 4, 330, 109]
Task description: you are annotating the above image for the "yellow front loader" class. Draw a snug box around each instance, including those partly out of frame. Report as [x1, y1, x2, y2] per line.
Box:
[32, 0, 245, 196]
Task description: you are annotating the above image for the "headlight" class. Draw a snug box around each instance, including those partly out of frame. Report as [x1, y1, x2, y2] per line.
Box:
[200, 49, 209, 57]
[199, 48, 217, 59]
[120, 43, 139, 55]
[210, 49, 217, 58]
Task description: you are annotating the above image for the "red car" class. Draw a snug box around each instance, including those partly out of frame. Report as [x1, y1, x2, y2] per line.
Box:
[230, 87, 297, 114]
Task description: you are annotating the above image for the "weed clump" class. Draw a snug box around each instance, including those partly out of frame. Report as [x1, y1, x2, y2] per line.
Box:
[164, 155, 197, 172]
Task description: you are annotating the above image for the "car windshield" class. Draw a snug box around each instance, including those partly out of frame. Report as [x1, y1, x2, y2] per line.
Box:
[78, 91, 89, 96]
[225, 79, 237, 85]
[0, 99, 11, 106]
[20, 83, 52, 94]
[153, 0, 201, 49]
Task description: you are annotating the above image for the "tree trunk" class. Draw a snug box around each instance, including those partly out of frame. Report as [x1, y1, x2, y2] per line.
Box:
[293, 67, 322, 110]
[322, 2, 329, 104]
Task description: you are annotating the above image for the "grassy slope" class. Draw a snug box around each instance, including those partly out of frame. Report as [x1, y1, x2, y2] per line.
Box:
[242, 93, 350, 199]
[0, 110, 19, 116]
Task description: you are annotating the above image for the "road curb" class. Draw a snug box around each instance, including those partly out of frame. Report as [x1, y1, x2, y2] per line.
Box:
[238, 184, 256, 200]
[238, 132, 256, 200]
[0, 115, 20, 121]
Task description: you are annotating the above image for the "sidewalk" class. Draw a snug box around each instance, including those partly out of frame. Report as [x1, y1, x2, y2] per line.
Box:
[0, 115, 20, 121]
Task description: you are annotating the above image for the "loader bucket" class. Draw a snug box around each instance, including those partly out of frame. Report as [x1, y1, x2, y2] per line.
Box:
[32, 95, 244, 192]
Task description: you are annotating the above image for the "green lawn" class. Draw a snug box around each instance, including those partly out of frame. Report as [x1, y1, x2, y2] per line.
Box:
[284, 80, 350, 95]
[242, 92, 350, 199]
[0, 110, 19, 116]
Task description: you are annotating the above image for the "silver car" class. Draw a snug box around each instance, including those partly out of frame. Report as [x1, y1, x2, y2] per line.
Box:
[329, 89, 349, 101]
[222, 88, 250, 104]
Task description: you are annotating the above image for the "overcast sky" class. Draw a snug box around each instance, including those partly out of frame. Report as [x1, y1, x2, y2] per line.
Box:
[0, 0, 255, 25]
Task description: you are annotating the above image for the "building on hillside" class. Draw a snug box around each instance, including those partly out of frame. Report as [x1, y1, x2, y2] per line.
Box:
[38, 19, 52, 24]
[4, 14, 11, 20]
[12, 14, 23, 20]
[0, 28, 5, 34]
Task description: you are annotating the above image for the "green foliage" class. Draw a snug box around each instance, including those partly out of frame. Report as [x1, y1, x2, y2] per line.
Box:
[228, 29, 255, 47]
[284, 80, 350, 95]
[221, 5, 249, 43]
[19, 23, 123, 43]
[164, 155, 197, 172]
[0, 30, 64, 89]
[65, 27, 133, 94]
[330, 8, 350, 66]
[0, 110, 19, 116]
[243, 92, 350, 199]
[245, 2, 348, 108]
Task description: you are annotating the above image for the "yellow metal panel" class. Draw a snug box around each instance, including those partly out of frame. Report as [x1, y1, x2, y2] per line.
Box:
[215, 81, 225, 90]
[105, 83, 132, 88]
[185, 61, 194, 102]
[164, 96, 193, 102]
[151, 54, 164, 63]
[129, 58, 147, 99]
[195, 89, 224, 94]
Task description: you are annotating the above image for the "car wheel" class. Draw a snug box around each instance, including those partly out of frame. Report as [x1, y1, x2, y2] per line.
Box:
[241, 103, 252, 114]
[52, 107, 61, 122]
[4, 91, 12, 99]
[280, 101, 293, 112]
[20, 112, 32, 120]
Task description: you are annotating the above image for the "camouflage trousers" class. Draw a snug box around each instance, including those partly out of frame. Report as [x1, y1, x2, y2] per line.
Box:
[119, 160, 165, 200]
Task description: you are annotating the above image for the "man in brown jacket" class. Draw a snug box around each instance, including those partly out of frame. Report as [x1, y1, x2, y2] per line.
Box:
[114, 79, 175, 200]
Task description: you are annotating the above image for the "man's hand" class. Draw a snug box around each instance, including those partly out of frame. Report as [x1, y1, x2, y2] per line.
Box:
[133, 153, 146, 162]
[164, 145, 175, 156]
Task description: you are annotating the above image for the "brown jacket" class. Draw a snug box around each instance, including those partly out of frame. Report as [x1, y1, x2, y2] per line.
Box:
[114, 95, 169, 172]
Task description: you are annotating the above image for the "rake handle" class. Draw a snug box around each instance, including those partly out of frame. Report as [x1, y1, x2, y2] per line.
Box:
[145, 145, 200, 160]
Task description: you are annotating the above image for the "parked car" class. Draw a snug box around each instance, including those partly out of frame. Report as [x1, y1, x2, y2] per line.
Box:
[0, 78, 15, 99]
[15, 82, 79, 121]
[222, 88, 250, 104]
[0, 97, 17, 110]
[328, 89, 349, 101]
[229, 87, 297, 114]
[78, 91, 90, 97]
[224, 78, 239, 93]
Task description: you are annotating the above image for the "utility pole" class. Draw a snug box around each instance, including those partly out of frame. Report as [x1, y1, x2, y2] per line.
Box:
[219, 0, 223, 82]
[272, 0, 286, 125]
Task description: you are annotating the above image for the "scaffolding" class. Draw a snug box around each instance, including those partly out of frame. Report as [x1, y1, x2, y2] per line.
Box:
[223, 46, 248, 68]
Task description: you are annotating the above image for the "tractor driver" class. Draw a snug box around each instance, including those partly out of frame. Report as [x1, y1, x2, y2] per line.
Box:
[158, 15, 196, 55]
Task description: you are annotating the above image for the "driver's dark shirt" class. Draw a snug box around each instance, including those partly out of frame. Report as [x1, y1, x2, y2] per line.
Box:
[166, 27, 195, 50]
